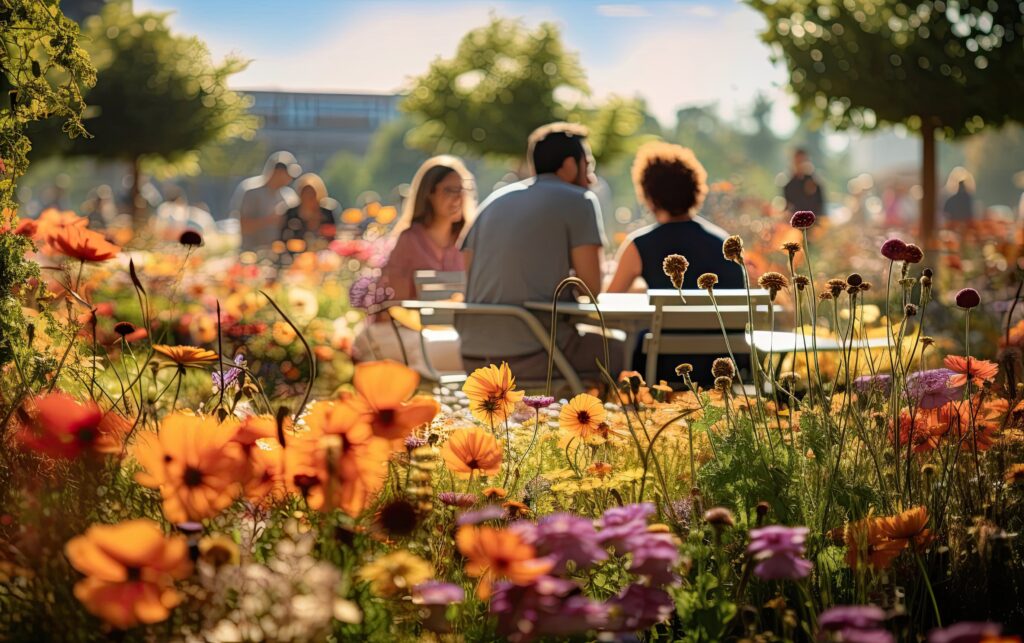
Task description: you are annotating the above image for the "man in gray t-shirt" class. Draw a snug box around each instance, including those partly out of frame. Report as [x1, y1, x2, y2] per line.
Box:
[458, 122, 622, 383]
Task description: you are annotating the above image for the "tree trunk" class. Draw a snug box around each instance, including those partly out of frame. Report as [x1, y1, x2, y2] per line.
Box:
[920, 121, 937, 247]
[129, 156, 145, 233]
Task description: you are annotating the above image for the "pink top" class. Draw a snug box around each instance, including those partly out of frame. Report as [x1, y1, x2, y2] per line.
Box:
[380, 223, 464, 300]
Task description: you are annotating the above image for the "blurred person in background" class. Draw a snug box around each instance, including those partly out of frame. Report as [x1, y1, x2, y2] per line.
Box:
[278, 172, 338, 263]
[783, 147, 825, 217]
[943, 166, 976, 224]
[352, 155, 476, 376]
[231, 151, 300, 255]
[153, 184, 215, 240]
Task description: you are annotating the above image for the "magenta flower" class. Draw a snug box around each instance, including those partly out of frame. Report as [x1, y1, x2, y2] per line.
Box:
[790, 210, 816, 229]
[597, 503, 655, 551]
[747, 525, 812, 580]
[524, 395, 555, 409]
[817, 605, 892, 643]
[604, 584, 675, 633]
[955, 288, 981, 309]
[455, 505, 505, 525]
[880, 239, 908, 261]
[413, 582, 464, 633]
[491, 576, 606, 641]
[519, 513, 608, 573]
[905, 368, 962, 409]
[626, 532, 681, 586]
[437, 492, 477, 508]
[928, 622, 1003, 643]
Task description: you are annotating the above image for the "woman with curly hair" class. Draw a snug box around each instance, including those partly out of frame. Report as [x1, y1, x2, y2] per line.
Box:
[608, 142, 746, 386]
[607, 141, 743, 292]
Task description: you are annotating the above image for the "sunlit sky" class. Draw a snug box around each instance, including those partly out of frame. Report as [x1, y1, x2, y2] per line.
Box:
[133, 0, 799, 133]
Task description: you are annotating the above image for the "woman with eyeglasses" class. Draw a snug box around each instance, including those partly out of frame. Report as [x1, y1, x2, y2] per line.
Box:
[353, 155, 476, 375]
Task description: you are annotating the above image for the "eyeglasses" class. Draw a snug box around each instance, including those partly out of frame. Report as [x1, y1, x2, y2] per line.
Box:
[440, 186, 472, 196]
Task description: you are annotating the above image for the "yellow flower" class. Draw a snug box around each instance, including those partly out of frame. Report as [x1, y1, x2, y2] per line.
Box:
[153, 345, 219, 369]
[198, 535, 240, 568]
[358, 551, 432, 597]
[559, 394, 607, 440]
[272, 321, 297, 346]
[462, 362, 524, 425]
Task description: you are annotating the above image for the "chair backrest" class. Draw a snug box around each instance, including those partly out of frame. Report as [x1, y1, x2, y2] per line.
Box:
[412, 270, 466, 325]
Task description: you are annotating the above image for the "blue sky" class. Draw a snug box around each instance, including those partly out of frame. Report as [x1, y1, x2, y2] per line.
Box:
[133, 0, 796, 131]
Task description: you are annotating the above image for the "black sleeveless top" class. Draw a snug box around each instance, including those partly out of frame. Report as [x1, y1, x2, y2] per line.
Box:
[629, 218, 745, 289]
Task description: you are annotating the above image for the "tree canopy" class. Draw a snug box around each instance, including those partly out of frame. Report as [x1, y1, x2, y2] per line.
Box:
[402, 15, 646, 166]
[746, 0, 1024, 238]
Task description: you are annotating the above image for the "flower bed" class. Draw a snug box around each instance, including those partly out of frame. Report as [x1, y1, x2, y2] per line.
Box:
[1, 209, 1023, 641]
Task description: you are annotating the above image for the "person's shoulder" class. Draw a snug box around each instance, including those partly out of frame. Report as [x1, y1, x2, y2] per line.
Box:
[689, 215, 732, 240]
[624, 222, 660, 245]
[478, 178, 534, 210]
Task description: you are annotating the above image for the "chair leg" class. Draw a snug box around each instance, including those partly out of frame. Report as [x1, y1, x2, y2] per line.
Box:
[419, 330, 443, 383]
[388, 317, 410, 367]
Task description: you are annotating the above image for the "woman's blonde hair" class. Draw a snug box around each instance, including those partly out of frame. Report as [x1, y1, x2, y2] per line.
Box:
[294, 172, 328, 204]
[392, 155, 476, 242]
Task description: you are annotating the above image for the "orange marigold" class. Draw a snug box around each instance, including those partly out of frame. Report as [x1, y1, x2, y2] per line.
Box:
[340, 360, 440, 443]
[943, 355, 999, 388]
[64, 519, 192, 629]
[152, 345, 219, 369]
[441, 427, 503, 479]
[455, 525, 553, 598]
[559, 393, 608, 440]
[132, 414, 248, 523]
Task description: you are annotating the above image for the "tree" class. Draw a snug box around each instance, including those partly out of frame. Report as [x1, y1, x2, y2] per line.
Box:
[0, 0, 95, 214]
[30, 0, 256, 229]
[746, 0, 1024, 241]
[402, 15, 646, 168]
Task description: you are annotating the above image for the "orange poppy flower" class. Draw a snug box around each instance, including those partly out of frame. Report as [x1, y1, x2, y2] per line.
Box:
[943, 355, 999, 388]
[889, 409, 943, 453]
[936, 399, 1000, 451]
[49, 225, 120, 262]
[845, 516, 907, 569]
[340, 361, 440, 443]
[462, 362, 524, 425]
[153, 345, 219, 369]
[878, 506, 932, 548]
[16, 393, 128, 459]
[34, 208, 88, 247]
[440, 427, 503, 479]
[482, 486, 507, 500]
[132, 414, 248, 523]
[455, 525, 553, 599]
[559, 393, 608, 440]
[588, 461, 613, 478]
[64, 519, 192, 629]
[295, 401, 392, 516]
[503, 500, 530, 518]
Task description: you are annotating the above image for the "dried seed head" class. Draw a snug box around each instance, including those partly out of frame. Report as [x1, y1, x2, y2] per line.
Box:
[955, 288, 981, 309]
[696, 273, 718, 291]
[714, 376, 733, 393]
[846, 273, 863, 287]
[711, 357, 736, 378]
[722, 235, 744, 263]
[757, 271, 789, 298]
[818, 291, 833, 301]
[826, 279, 846, 298]
[922, 268, 933, 278]
[703, 506, 735, 527]
[921, 336, 935, 347]
[880, 238, 908, 261]
[662, 254, 690, 289]
[859, 282, 872, 292]
[781, 241, 801, 256]
[902, 243, 924, 264]
[904, 303, 918, 317]
[789, 210, 816, 229]
[675, 363, 694, 376]
[794, 275, 810, 290]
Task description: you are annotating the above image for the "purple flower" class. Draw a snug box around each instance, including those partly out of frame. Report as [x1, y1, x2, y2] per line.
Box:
[818, 604, 886, 630]
[438, 492, 477, 508]
[597, 503, 655, 551]
[853, 374, 892, 397]
[524, 395, 555, 409]
[348, 275, 394, 311]
[880, 239, 908, 261]
[212, 354, 245, 391]
[456, 505, 505, 525]
[627, 532, 681, 586]
[668, 498, 693, 533]
[491, 576, 606, 641]
[521, 513, 608, 573]
[928, 622, 1003, 643]
[905, 368, 962, 409]
[790, 210, 816, 229]
[413, 581, 465, 605]
[404, 435, 427, 450]
[955, 288, 981, 310]
[747, 525, 812, 580]
[413, 582, 464, 633]
[604, 584, 674, 633]
[903, 243, 924, 263]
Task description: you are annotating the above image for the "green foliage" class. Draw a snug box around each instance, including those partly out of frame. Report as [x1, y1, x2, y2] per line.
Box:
[746, 0, 1024, 137]
[322, 116, 429, 206]
[402, 15, 646, 165]
[0, 0, 95, 214]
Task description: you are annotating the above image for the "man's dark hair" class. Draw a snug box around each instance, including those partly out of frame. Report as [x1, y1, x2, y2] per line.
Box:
[273, 162, 289, 172]
[528, 122, 589, 175]
[632, 141, 708, 218]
